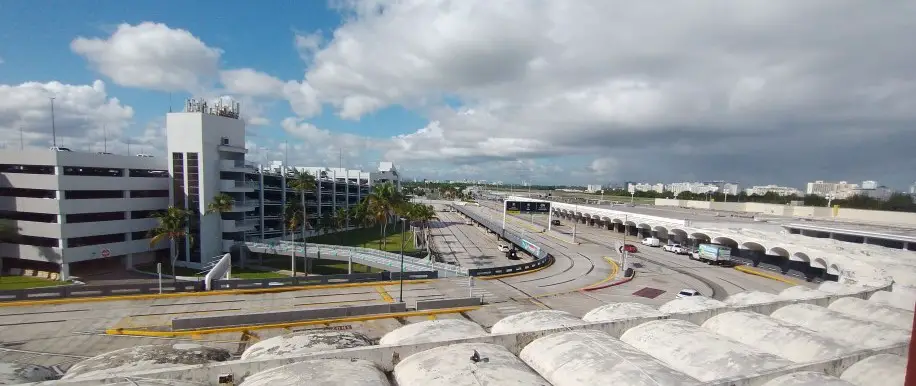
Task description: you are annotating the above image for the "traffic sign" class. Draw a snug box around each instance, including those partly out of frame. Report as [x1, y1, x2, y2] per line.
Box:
[100, 248, 111, 258]
[506, 201, 550, 214]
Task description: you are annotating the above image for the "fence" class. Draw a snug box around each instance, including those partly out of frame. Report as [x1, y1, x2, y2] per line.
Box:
[450, 205, 555, 277]
[242, 240, 467, 277]
[0, 271, 438, 303]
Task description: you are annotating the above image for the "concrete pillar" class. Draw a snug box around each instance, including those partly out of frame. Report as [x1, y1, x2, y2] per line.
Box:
[348, 255, 353, 274]
[903, 242, 909, 250]
[124, 253, 134, 269]
[60, 263, 70, 281]
[829, 232, 835, 239]
[863, 237, 869, 244]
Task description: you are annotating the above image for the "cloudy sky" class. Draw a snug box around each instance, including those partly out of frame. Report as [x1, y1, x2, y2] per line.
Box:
[1, 0, 915, 189]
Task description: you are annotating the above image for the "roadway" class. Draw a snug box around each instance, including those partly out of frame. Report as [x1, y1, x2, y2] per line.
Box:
[427, 207, 515, 269]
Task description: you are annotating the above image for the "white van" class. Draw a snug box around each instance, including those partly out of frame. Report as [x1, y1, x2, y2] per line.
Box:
[641, 237, 660, 247]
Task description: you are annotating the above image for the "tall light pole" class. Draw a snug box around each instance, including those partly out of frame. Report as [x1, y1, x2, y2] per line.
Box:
[398, 217, 406, 302]
[49, 97, 57, 147]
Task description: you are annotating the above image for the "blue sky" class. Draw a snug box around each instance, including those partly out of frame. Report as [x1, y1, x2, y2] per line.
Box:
[1, 1, 914, 189]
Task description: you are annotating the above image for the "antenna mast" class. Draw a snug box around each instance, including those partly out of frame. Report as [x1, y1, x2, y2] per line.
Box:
[103, 124, 108, 153]
[127, 138, 131, 156]
[19, 126, 23, 150]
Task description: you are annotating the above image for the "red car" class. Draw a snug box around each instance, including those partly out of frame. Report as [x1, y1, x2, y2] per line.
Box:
[620, 244, 638, 253]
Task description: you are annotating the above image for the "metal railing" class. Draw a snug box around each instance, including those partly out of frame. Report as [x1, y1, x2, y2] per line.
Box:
[241, 239, 467, 276]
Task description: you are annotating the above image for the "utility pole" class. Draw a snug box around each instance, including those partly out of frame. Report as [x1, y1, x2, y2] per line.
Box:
[49, 97, 57, 147]
[19, 126, 23, 150]
[103, 124, 108, 153]
[127, 138, 131, 156]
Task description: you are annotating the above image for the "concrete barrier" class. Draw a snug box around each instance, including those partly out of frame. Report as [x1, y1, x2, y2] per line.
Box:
[416, 297, 482, 310]
[171, 303, 408, 330]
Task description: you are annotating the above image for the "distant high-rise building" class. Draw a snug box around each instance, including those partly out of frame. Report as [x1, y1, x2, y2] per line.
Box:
[805, 180, 859, 199]
[909, 182, 916, 195]
[745, 185, 802, 197]
[627, 182, 665, 193]
[586, 184, 603, 193]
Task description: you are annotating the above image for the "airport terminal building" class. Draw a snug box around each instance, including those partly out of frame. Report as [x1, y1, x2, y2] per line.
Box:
[0, 99, 400, 279]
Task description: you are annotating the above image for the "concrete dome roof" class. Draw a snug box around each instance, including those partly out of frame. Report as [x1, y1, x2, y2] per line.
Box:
[491, 310, 588, 334]
[620, 319, 793, 382]
[62, 344, 230, 380]
[394, 343, 549, 386]
[868, 289, 916, 311]
[723, 291, 779, 306]
[0, 362, 56, 384]
[380, 319, 487, 345]
[582, 302, 666, 322]
[840, 354, 907, 386]
[827, 297, 915, 330]
[241, 330, 374, 360]
[520, 330, 700, 386]
[779, 285, 830, 300]
[702, 311, 851, 363]
[760, 371, 854, 386]
[770, 303, 911, 350]
[240, 359, 389, 386]
[658, 296, 727, 313]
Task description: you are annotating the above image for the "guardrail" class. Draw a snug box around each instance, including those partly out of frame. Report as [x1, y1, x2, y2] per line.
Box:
[450, 205, 555, 277]
[0, 271, 440, 303]
[241, 240, 468, 277]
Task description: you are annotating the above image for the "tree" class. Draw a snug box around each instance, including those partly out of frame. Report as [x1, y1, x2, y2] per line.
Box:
[332, 207, 349, 244]
[288, 169, 316, 274]
[366, 182, 404, 250]
[283, 202, 303, 276]
[316, 212, 333, 243]
[149, 207, 192, 284]
[205, 193, 235, 215]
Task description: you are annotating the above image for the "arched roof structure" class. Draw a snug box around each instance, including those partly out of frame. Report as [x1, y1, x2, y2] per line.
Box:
[723, 291, 779, 306]
[701, 311, 852, 363]
[491, 310, 589, 334]
[240, 359, 389, 386]
[393, 343, 549, 386]
[659, 296, 727, 314]
[826, 297, 915, 330]
[619, 319, 794, 382]
[840, 354, 907, 386]
[380, 319, 488, 345]
[770, 303, 910, 349]
[582, 302, 666, 322]
[242, 331, 373, 360]
[62, 344, 230, 380]
[520, 330, 699, 386]
[760, 372, 855, 386]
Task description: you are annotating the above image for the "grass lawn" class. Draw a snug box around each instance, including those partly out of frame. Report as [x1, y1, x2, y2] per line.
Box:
[0, 276, 70, 290]
[134, 263, 286, 279]
[310, 224, 424, 257]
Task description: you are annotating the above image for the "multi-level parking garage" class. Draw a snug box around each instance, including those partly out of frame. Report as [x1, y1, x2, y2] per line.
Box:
[40, 282, 912, 385]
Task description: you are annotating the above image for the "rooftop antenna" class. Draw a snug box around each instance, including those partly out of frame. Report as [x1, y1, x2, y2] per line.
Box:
[49, 97, 57, 147]
[19, 126, 23, 150]
[169, 93, 172, 113]
[127, 138, 131, 156]
[103, 124, 108, 153]
[339, 148, 342, 169]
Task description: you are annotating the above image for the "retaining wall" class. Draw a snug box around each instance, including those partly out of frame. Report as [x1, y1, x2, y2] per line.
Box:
[172, 303, 408, 330]
[415, 297, 481, 310]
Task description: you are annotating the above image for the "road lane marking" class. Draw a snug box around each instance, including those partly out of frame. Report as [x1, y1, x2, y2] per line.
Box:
[375, 286, 395, 303]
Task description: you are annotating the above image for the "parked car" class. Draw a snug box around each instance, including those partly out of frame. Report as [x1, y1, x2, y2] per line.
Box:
[622, 244, 638, 253]
[551, 219, 561, 226]
[464, 220, 473, 226]
[641, 237, 660, 247]
[497, 243, 510, 253]
[664, 244, 687, 254]
[676, 289, 701, 298]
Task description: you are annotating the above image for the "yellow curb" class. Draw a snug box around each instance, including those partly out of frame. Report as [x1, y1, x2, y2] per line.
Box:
[0, 280, 430, 308]
[375, 286, 395, 303]
[734, 265, 799, 285]
[104, 306, 481, 337]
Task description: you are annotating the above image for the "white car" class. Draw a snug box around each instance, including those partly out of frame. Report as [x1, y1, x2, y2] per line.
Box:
[676, 289, 701, 298]
[663, 244, 683, 253]
[497, 244, 510, 252]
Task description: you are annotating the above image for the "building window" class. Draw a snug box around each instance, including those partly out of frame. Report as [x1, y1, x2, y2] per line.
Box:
[0, 210, 57, 223]
[171, 152, 186, 263]
[65, 212, 126, 223]
[64, 190, 124, 199]
[0, 234, 57, 247]
[220, 137, 230, 145]
[128, 169, 169, 178]
[66, 233, 127, 247]
[131, 231, 150, 241]
[0, 164, 54, 174]
[187, 152, 201, 263]
[130, 210, 160, 219]
[62, 167, 124, 177]
[130, 190, 169, 198]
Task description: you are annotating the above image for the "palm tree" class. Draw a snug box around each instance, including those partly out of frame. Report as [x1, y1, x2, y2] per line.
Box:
[283, 202, 303, 276]
[149, 207, 192, 284]
[332, 207, 349, 244]
[366, 182, 403, 250]
[205, 193, 235, 215]
[288, 169, 316, 274]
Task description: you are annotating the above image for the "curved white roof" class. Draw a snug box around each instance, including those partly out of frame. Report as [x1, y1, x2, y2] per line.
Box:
[240, 359, 389, 386]
[380, 319, 488, 345]
[770, 303, 910, 349]
[659, 296, 728, 313]
[840, 354, 907, 386]
[701, 311, 851, 362]
[827, 297, 914, 330]
[242, 331, 374, 359]
[760, 371, 854, 386]
[519, 330, 700, 386]
[0, 362, 56, 384]
[779, 285, 830, 300]
[62, 344, 230, 380]
[394, 343, 549, 386]
[582, 302, 666, 322]
[869, 288, 916, 311]
[723, 291, 780, 306]
[619, 319, 793, 382]
[818, 281, 875, 295]
[491, 310, 589, 334]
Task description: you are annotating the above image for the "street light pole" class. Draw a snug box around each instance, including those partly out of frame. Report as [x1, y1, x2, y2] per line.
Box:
[49, 97, 57, 147]
[399, 218, 406, 302]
